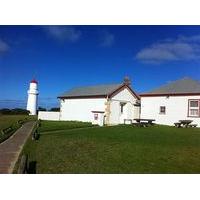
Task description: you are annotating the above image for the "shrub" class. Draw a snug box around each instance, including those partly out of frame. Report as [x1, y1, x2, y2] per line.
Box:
[38, 107, 47, 111]
[50, 107, 60, 111]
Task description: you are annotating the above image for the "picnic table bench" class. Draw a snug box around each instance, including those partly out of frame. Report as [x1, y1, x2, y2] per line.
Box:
[133, 118, 156, 127]
[124, 119, 133, 124]
[188, 124, 197, 128]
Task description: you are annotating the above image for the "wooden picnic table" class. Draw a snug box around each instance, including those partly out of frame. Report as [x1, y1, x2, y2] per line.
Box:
[179, 120, 193, 125]
[133, 118, 156, 127]
[124, 119, 133, 124]
[174, 120, 193, 128]
[134, 118, 155, 123]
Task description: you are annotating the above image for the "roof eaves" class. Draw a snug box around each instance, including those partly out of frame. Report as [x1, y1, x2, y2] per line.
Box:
[57, 94, 107, 99]
[140, 92, 200, 97]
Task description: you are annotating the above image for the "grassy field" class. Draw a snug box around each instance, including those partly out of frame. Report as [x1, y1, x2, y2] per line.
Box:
[38, 120, 95, 132]
[0, 115, 36, 130]
[17, 121, 200, 173]
[0, 115, 36, 143]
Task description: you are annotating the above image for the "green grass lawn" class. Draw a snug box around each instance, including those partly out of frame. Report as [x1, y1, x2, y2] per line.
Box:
[38, 120, 95, 132]
[0, 115, 36, 143]
[18, 122, 200, 173]
[0, 114, 36, 130]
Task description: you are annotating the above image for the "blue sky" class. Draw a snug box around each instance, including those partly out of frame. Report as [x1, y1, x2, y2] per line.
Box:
[1, 25, 200, 109]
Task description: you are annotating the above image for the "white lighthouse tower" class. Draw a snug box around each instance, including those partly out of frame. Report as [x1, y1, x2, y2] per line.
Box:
[27, 79, 39, 115]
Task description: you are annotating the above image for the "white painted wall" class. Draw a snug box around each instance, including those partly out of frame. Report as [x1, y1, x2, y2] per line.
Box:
[59, 87, 140, 125]
[38, 111, 60, 121]
[27, 82, 38, 115]
[60, 98, 106, 122]
[91, 112, 104, 126]
[141, 95, 200, 126]
[109, 88, 139, 124]
[134, 106, 140, 119]
[109, 100, 120, 124]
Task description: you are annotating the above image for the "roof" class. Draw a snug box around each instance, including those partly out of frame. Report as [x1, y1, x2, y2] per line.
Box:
[140, 77, 200, 96]
[58, 84, 122, 98]
[58, 83, 140, 99]
[31, 79, 38, 84]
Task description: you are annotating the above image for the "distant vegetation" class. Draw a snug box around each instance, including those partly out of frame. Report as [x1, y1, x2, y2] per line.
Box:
[37, 107, 60, 112]
[0, 107, 60, 115]
[0, 108, 30, 115]
[38, 107, 47, 111]
[50, 107, 60, 111]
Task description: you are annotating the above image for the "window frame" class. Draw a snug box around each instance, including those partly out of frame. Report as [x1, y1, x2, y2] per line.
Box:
[159, 106, 166, 114]
[120, 102, 126, 114]
[188, 99, 200, 118]
[94, 113, 98, 120]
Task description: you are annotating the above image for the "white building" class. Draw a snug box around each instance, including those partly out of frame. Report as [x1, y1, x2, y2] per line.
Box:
[38, 78, 140, 125]
[27, 79, 39, 115]
[55, 78, 140, 126]
[140, 78, 200, 126]
[38, 77, 200, 127]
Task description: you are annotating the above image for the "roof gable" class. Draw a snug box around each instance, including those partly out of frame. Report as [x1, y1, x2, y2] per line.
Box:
[140, 77, 200, 96]
[108, 84, 140, 100]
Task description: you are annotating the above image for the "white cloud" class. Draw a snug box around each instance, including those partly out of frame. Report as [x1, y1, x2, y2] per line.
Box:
[135, 34, 200, 63]
[0, 39, 9, 55]
[45, 26, 81, 42]
[100, 31, 115, 47]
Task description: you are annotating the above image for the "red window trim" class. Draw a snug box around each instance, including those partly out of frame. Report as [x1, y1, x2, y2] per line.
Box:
[187, 99, 200, 118]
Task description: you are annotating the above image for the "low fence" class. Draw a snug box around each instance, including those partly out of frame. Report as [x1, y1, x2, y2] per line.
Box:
[38, 111, 60, 121]
[31, 119, 40, 140]
[17, 154, 28, 174]
[15, 120, 39, 173]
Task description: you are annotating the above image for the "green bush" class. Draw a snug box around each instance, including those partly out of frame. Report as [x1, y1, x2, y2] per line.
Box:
[50, 107, 60, 111]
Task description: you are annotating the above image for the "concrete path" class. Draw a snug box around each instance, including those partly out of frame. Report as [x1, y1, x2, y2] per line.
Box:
[0, 121, 36, 174]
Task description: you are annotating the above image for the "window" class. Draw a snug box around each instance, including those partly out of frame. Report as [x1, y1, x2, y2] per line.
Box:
[94, 113, 98, 120]
[120, 102, 126, 114]
[160, 106, 166, 114]
[188, 100, 200, 117]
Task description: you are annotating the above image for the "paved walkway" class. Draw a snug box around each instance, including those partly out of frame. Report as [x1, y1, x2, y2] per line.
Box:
[0, 121, 36, 174]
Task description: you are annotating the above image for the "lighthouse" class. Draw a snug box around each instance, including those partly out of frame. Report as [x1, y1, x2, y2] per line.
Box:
[27, 79, 39, 115]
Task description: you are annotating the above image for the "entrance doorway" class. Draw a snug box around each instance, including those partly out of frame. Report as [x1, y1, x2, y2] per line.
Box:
[119, 102, 127, 123]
